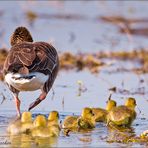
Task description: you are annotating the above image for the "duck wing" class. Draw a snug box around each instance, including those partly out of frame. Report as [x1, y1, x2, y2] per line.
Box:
[3, 42, 59, 93]
[109, 106, 131, 122]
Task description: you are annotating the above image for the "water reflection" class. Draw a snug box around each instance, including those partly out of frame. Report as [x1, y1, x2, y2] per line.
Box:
[107, 126, 136, 143]
[9, 134, 58, 148]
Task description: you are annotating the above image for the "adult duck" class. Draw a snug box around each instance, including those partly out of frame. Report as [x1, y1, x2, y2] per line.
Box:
[3, 26, 59, 117]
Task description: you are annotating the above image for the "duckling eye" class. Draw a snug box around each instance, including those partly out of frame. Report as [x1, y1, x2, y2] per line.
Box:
[89, 110, 93, 114]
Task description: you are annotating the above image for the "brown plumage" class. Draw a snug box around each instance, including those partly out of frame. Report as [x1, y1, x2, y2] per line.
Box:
[10, 27, 33, 46]
[3, 27, 59, 117]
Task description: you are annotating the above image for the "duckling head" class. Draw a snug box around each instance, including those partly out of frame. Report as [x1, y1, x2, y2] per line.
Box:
[10, 26, 33, 46]
[33, 115, 47, 127]
[125, 97, 136, 110]
[106, 100, 117, 111]
[21, 112, 32, 123]
[81, 107, 94, 119]
[48, 111, 59, 122]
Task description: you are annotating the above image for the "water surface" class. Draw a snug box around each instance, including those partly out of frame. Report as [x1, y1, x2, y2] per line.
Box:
[0, 1, 148, 147]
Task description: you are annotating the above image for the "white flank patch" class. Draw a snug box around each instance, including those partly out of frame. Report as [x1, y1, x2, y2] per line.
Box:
[5, 72, 49, 91]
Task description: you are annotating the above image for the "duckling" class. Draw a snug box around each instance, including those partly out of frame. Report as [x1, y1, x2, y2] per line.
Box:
[107, 97, 137, 127]
[47, 111, 59, 126]
[92, 99, 117, 122]
[78, 107, 96, 129]
[31, 115, 51, 138]
[62, 107, 95, 131]
[47, 111, 60, 137]
[62, 115, 79, 130]
[21, 112, 33, 133]
[7, 112, 33, 135]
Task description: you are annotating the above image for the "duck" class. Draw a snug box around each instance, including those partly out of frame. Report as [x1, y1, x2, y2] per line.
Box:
[47, 111, 60, 137]
[7, 111, 33, 135]
[21, 112, 33, 133]
[32, 114, 59, 138]
[31, 115, 50, 138]
[62, 107, 95, 131]
[92, 99, 117, 122]
[78, 107, 96, 129]
[62, 115, 79, 131]
[3, 26, 59, 117]
[107, 97, 137, 127]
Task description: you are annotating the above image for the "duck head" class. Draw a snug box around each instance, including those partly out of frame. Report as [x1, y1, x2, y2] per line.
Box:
[21, 112, 32, 123]
[81, 107, 94, 119]
[33, 115, 47, 127]
[125, 97, 136, 110]
[106, 100, 117, 111]
[10, 26, 33, 46]
[48, 111, 59, 122]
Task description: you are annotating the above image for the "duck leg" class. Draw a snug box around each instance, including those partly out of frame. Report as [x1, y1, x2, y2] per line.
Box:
[28, 92, 47, 111]
[11, 88, 21, 117]
[28, 76, 55, 111]
[15, 96, 21, 117]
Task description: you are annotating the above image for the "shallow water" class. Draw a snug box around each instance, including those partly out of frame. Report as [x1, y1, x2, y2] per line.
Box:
[1, 69, 148, 147]
[0, 112, 148, 147]
[0, 1, 148, 147]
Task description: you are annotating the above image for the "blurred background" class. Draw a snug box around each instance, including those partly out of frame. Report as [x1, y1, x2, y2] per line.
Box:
[0, 1, 148, 147]
[1, 1, 148, 52]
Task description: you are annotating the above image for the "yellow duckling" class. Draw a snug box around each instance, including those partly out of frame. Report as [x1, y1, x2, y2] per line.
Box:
[62, 115, 79, 130]
[78, 107, 96, 129]
[47, 111, 60, 137]
[107, 97, 137, 127]
[21, 112, 33, 133]
[31, 115, 50, 138]
[7, 112, 33, 135]
[92, 99, 117, 122]
[62, 107, 95, 131]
